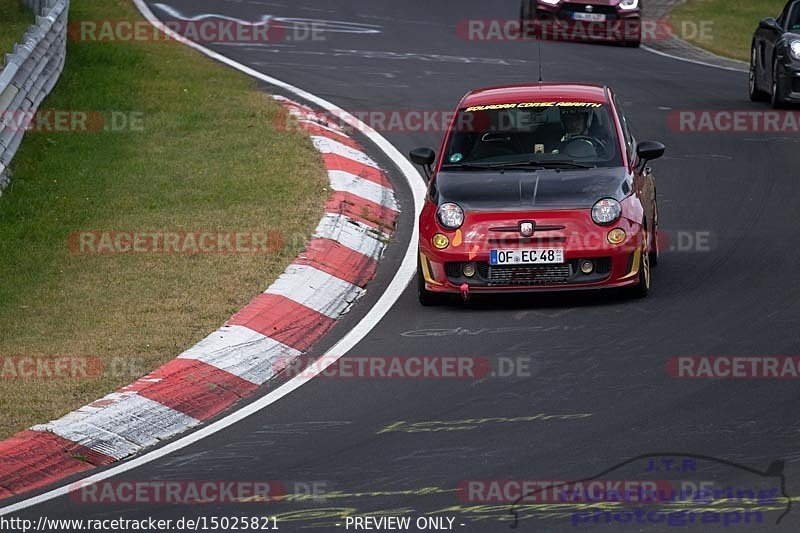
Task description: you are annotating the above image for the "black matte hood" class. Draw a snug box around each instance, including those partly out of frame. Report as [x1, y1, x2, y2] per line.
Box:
[435, 167, 630, 211]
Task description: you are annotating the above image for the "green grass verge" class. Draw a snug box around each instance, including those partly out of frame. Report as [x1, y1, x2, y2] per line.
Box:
[670, 0, 787, 62]
[0, 0, 34, 66]
[0, 0, 326, 438]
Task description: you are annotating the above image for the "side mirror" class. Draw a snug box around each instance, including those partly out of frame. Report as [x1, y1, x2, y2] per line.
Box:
[636, 140, 665, 165]
[409, 147, 435, 179]
[759, 17, 781, 31]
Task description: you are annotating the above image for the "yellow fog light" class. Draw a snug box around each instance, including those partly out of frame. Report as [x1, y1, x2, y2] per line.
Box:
[580, 260, 594, 274]
[462, 263, 476, 277]
[432, 234, 450, 249]
[607, 228, 626, 245]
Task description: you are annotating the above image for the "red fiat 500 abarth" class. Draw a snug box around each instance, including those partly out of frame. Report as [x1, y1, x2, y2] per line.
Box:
[409, 83, 665, 305]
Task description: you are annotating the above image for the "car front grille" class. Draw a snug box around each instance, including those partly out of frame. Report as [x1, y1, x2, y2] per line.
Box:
[560, 3, 620, 17]
[446, 258, 612, 287]
[486, 264, 573, 286]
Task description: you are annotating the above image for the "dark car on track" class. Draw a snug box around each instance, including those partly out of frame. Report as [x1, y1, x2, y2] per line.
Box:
[750, 0, 800, 107]
[520, 0, 642, 47]
[409, 83, 666, 306]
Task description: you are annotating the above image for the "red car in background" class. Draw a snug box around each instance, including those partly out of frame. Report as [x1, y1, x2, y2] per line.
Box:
[409, 83, 665, 305]
[520, 0, 643, 47]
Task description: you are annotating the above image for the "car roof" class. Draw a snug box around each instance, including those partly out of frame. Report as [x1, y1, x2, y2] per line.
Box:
[460, 83, 611, 108]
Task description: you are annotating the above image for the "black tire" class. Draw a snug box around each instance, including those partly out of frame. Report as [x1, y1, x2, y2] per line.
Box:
[625, 40, 641, 48]
[628, 228, 651, 299]
[649, 208, 660, 268]
[749, 45, 769, 102]
[417, 257, 445, 306]
[771, 56, 787, 109]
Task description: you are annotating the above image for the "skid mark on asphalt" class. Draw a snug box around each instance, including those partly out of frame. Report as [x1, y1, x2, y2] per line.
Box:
[249, 49, 530, 66]
[399, 325, 585, 337]
[392, 447, 506, 462]
[377, 414, 592, 434]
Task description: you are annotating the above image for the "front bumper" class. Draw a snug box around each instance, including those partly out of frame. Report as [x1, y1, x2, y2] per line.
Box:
[419, 239, 644, 294]
[533, 1, 641, 21]
[776, 61, 800, 103]
[528, 1, 642, 43]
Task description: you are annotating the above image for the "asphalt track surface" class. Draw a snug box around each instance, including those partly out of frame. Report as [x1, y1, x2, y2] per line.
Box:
[8, 1, 800, 531]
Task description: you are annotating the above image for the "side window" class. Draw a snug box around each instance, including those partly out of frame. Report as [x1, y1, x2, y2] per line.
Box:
[789, 3, 800, 31]
[612, 95, 635, 164]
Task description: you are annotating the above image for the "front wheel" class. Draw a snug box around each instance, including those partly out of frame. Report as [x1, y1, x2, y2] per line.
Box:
[771, 57, 787, 109]
[649, 204, 660, 267]
[749, 45, 769, 101]
[417, 257, 446, 306]
[627, 231, 651, 299]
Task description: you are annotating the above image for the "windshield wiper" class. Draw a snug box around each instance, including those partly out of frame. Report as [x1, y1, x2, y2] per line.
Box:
[442, 158, 595, 171]
[536, 159, 597, 169]
[441, 161, 543, 171]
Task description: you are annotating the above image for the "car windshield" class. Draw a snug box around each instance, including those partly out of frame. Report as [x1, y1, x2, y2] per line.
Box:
[443, 102, 623, 169]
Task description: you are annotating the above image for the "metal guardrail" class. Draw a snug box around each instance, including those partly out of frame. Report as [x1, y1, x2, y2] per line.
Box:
[0, 0, 69, 193]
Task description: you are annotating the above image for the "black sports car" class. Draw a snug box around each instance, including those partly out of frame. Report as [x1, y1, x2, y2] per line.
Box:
[750, 0, 800, 107]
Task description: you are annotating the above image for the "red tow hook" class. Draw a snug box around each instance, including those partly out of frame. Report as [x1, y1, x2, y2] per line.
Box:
[460, 283, 470, 302]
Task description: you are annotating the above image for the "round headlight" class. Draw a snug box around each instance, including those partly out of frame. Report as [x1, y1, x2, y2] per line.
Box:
[791, 40, 800, 60]
[591, 198, 622, 226]
[619, 0, 639, 10]
[437, 202, 464, 229]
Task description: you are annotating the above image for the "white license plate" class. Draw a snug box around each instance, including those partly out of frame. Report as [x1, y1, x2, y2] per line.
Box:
[572, 12, 607, 22]
[490, 249, 565, 265]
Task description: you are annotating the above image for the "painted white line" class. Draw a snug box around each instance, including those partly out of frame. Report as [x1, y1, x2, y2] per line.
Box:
[642, 44, 748, 73]
[265, 264, 364, 318]
[314, 213, 388, 260]
[179, 325, 301, 385]
[33, 396, 199, 461]
[151, 3, 383, 34]
[311, 136, 380, 168]
[328, 170, 398, 210]
[0, 0, 426, 515]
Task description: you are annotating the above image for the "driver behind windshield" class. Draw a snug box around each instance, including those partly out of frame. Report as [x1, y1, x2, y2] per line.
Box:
[444, 103, 621, 168]
[554, 107, 607, 158]
[562, 108, 591, 140]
